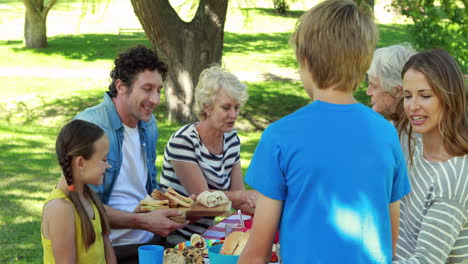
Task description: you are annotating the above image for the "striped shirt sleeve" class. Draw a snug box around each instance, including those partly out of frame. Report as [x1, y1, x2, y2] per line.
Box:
[394, 199, 467, 264]
[165, 134, 198, 164]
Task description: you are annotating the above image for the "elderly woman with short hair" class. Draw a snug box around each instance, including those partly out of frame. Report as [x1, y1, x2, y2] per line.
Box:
[367, 43, 415, 121]
[160, 66, 258, 244]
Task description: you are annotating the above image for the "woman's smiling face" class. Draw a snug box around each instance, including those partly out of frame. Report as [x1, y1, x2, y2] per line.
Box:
[403, 68, 443, 136]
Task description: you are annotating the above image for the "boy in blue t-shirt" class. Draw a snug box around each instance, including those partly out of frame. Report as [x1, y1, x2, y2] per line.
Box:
[238, 1, 411, 263]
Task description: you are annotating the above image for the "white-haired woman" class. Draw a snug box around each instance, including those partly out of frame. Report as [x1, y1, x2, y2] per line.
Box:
[367, 43, 415, 121]
[159, 66, 258, 244]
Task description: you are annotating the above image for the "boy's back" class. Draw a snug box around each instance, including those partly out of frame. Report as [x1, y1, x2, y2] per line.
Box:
[246, 101, 409, 263]
[238, 1, 411, 263]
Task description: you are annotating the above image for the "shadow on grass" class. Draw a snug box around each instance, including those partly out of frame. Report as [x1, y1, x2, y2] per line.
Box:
[3, 24, 411, 70]
[0, 90, 103, 125]
[0, 220, 42, 263]
[224, 32, 291, 54]
[224, 31, 296, 68]
[4, 34, 151, 61]
[239, 81, 310, 130]
[0, 124, 58, 263]
[4, 31, 296, 67]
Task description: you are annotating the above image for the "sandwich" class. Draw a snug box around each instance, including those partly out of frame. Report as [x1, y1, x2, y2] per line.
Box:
[220, 230, 251, 255]
[139, 195, 169, 212]
[196, 190, 229, 208]
[164, 187, 194, 208]
[152, 189, 178, 208]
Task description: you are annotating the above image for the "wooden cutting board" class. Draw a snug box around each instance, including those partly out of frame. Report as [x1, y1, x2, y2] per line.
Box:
[177, 201, 232, 217]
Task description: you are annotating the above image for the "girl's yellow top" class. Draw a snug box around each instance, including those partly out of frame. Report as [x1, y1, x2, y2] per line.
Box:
[41, 188, 106, 264]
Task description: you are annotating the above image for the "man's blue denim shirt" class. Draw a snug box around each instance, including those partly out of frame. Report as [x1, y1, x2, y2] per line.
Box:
[75, 92, 158, 204]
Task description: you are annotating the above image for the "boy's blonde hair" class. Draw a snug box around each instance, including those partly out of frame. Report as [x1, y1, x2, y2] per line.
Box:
[290, 0, 378, 92]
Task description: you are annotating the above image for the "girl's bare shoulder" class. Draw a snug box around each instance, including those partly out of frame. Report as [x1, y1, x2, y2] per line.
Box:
[43, 198, 75, 219]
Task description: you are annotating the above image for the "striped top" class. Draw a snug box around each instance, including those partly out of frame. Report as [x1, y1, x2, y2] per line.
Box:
[394, 137, 468, 264]
[159, 122, 241, 243]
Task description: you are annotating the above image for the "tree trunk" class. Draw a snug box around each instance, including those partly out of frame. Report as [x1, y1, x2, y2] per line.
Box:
[131, 0, 229, 123]
[24, 8, 47, 48]
[22, 0, 58, 48]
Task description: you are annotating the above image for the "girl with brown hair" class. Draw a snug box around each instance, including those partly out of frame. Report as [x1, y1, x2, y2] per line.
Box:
[41, 120, 116, 263]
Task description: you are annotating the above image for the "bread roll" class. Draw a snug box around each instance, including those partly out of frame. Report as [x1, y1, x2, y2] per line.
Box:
[220, 231, 250, 255]
[233, 230, 250, 255]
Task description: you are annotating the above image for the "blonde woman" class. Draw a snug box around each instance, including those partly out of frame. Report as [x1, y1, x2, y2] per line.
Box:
[159, 66, 258, 245]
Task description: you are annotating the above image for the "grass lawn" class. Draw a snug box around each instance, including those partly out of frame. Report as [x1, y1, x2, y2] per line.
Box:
[0, 1, 415, 262]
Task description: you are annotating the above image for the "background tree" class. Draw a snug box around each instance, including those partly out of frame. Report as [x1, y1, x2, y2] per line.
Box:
[22, 0, 58, 48]
[131, 0, 228, 123]
[272, 0, 291, 14]
[392, 0, 467, 70]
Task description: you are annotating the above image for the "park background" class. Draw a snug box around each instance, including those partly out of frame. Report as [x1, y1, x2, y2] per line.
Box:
[0, 0, 466, 263]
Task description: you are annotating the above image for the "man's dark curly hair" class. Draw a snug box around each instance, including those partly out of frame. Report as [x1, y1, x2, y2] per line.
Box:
[108, 45, 168, 97]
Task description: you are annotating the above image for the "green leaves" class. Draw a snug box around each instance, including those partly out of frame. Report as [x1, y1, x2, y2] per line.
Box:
[391, 0, 467, 71]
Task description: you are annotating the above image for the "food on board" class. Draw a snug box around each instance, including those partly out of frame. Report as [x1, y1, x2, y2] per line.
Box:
[196, 190, 229, 208]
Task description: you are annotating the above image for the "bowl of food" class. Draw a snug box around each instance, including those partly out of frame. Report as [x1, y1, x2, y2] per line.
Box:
[208, 230, 250, 264]
[208, 244, 239, 264]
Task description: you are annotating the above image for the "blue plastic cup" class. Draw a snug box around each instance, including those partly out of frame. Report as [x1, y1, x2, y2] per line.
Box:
[208, 244, 240, 264]
[138, 245, 164, 264]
